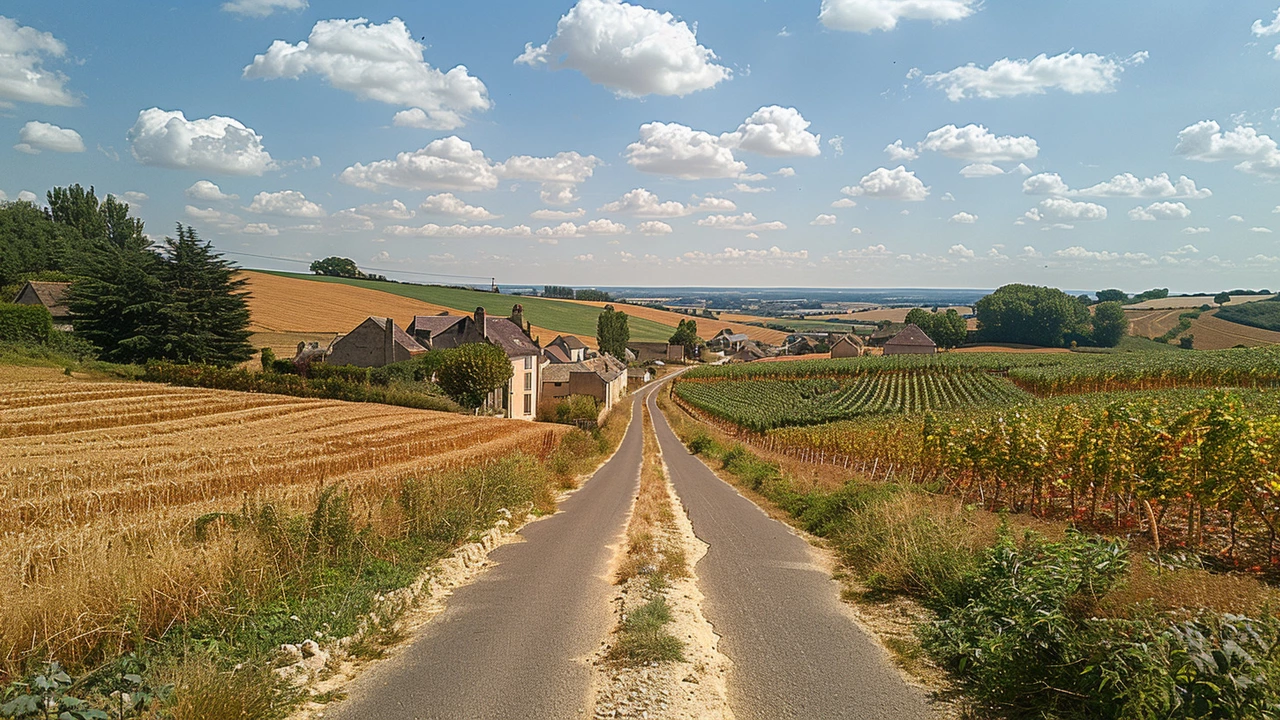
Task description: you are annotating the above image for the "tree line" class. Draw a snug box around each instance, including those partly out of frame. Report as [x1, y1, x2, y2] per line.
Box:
[1, 185, 252, 365]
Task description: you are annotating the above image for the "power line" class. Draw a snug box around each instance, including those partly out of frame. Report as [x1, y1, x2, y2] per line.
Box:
[219, 250, 494, 283]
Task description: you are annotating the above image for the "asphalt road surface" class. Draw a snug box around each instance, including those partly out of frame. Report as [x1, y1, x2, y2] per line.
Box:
[325, 389, 651, 720]
[647, 390, 933, 720]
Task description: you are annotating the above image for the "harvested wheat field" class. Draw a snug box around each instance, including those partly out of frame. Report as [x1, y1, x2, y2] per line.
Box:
[1123, 294, 1276, 310]
[1126, 308, 1187, 338]
[0, 366, 565, 673]
[242, 270, 580, 346]
[1184, 311, 1280, 350]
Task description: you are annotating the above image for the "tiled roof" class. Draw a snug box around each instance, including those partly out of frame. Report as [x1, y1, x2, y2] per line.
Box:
[411, 315, 464, 337]
[885, 324, 937, 348]
[543, 356, 626, 384]
[484, 317, 539, 357]
[20, 281, 72, 318]
[543, 345, 572, 363]
[557, 335, 588, 350]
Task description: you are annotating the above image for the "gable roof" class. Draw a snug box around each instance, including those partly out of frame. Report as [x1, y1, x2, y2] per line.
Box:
[543, 344, 572, 364]
[832, 334, 865, 349]
[410, 314, 465, 338]
[554, 335, 588, 350]
[16, 281, 72, 318]
[484, 316, 539, 358]
[885, 324, 936, 348]
[542, 355, 626, 384]
[351, 317, 428, 354]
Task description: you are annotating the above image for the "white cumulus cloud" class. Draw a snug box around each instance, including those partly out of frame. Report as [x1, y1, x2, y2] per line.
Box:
[516, 0, 730, 97]
[917, 124, 1039, 162]
[960, 163, 1005, 178]
[811, 214, 838, 226]
[1128, 202, 1191, 221]
[626, 122, 747, 179]
[679, 246, 808, 265]
[1175, 120, 1280, 176]
[531, 208, 587, 220]
[241, 222, 280, 235]
[129, 108, 274, 175]
[831, 198, 858, 208]
[720, 106, 821, 157]
[637, 220, 673, 235]
[600, 188, 735, 217]
[420, 193, 497, 221]
[884, 140, 919, 162]
[247, 190, 325, 218]
[386, 223, 534, 238]
[950, 212, 978, 224]
[186, 180, 239, 202]
[0, 16, 76, 107]
[185, 205, 242, 227]
[949, 243, 976, 258]
[357, 199, 415, 220]
[1023, 172, 1211, 199]
[341, 136, 498, 191]
[13, 121, 83, 154]
[925, 51, 1145, 101]
[695, 213, 788, 231]
[842, 166, 929, 201]
[1181, 227, 1210, 235]
[1253, 8, 1280, 36]
[1028, 197, 1108, 222]
[243, 18, 491, 130]
[819, 0, 978, 32]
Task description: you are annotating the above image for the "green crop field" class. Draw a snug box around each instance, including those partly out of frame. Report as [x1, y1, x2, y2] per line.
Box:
[675, 374, 1029, 431]
[1216, 297, 1280, 332]
[258, 271, 677, 342]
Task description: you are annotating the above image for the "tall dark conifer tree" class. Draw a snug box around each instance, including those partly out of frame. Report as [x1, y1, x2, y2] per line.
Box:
[161, 225, 252, 365]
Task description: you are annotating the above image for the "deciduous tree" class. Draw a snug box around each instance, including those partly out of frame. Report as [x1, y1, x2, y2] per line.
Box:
[597, 305, 631, 359]
[437, 342, 515, 410]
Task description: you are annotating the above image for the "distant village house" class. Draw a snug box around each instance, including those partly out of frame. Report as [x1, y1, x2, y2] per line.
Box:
[13, 281, 72, 331]
[883, 324, 937, 356]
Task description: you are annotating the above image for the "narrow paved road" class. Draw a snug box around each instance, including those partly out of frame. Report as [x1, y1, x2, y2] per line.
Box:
[326, 389, 652, 720]
[648, 390, 933, 720]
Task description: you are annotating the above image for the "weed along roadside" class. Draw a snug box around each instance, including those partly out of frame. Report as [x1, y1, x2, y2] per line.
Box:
[0, 364, 630, 720]
[592, 401, 733, 719]
[655, 384, 1280, 720]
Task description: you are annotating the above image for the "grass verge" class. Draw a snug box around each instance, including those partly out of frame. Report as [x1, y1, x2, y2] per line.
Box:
[605, 404, 686, 667]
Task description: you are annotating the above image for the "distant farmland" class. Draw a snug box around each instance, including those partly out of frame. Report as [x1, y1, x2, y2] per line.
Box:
[250, 271, 788, 346]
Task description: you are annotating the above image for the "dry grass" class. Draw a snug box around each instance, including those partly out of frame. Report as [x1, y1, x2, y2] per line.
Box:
[616, 406, 687, 584]
[1100, 559, 1280, 619]
[1125, 308, 1280, 350]
[0, 365, 566, 677]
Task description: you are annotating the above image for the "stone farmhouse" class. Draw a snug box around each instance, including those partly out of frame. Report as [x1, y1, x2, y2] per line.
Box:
[541, 354, 628, 412]
[830, 334, 866, 359]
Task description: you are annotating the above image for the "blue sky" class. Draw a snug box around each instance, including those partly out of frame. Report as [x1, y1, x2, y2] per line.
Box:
[4, 0, 1280, 290]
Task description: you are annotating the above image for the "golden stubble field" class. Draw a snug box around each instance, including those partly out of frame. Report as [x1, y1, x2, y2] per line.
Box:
[0, 366, 564, 673]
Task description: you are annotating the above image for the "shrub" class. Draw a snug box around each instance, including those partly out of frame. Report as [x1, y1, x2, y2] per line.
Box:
[259, 347, 276, 373]
[309, 363, 368, 384]
[0, 304, 52, 345]
[686, 431, 717, 456]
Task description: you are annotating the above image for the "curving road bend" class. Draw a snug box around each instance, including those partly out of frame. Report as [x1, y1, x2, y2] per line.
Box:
[325, 388, 654, 720]
[647, 389, 933, 720]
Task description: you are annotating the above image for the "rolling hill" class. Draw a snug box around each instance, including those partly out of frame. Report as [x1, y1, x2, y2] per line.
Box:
[244, 271, 788, 348]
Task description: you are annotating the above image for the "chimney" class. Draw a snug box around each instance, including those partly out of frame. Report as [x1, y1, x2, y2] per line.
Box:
[510, 304, 526, 336]
[474, 307, 486, 336]
[384, 318, 395, 365]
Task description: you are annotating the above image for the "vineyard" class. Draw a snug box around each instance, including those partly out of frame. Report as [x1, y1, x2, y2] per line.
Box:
[677, 387, 1280, 565]
[0, 366, 567, 676]
[672, 345, 1280, 565]
[683, 345, 1280, 391]
[674, 373, 1029, 431]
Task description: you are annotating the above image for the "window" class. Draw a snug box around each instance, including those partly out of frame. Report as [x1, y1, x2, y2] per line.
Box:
[523, 394, 532, 415]
[523, 372, 533, 391]
[524, 356, 533, 370]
